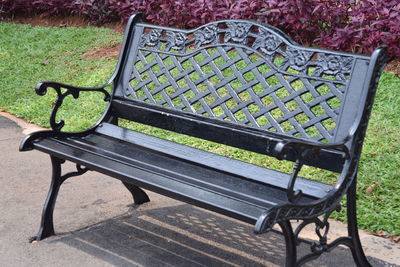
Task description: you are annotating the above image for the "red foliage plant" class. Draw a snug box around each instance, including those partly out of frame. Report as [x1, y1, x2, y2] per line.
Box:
[256, 0, 400, 58]
[0, 0, 399, 58]
[104, 0, 266, 28]
[316, 0, 400, 58]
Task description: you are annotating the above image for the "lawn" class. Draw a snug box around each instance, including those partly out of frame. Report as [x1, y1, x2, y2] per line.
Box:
[0, 22, 399, 236]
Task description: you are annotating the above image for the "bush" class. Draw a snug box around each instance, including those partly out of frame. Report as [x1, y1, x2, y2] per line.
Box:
[316, 0, 400, 58]
[0, 0, 73, 18]
[0, 0, 399, 58]
[73, 0, 120, 25]
[256, 0, 400, 58]
[0, 0, 266, 27]
[133, 0, 265, 28]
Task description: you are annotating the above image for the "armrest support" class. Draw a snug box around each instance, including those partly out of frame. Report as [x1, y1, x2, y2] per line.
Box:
[272, 139, 350, 204]
[273, 139, 350, 161]
[36, 81, 111, 131]
[255, 154, 355, 235]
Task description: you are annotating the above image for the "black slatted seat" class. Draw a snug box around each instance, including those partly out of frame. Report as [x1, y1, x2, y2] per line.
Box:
[33, 122, 333, 223]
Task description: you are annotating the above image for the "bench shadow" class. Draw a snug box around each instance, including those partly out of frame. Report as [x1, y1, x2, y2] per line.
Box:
[54, 204, 384, 267]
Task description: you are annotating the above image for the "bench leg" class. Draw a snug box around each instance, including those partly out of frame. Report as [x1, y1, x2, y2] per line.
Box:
[279, 221, 297, 267]
[32, 156, 63, 241]
[122, 182, 150, 205]
[31, 156, 89, 242]
[347, 178, 372, 267]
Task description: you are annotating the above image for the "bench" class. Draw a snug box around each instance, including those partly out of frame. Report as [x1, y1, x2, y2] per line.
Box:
[20, 14, 387, 266]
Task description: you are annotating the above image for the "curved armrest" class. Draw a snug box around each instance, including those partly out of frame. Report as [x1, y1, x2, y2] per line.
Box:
[271, 139, 350, 203]
[255, 154, 354, 234]
[35, 81, 111, 99]
[273, 139, 350, 161]
[35, 81, 111, 131]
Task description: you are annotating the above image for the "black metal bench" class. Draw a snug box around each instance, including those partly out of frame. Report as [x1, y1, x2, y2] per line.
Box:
[20, 14, 387, 266]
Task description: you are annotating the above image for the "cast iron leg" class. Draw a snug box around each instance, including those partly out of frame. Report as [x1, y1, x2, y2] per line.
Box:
[122, 182, 150, 205]
[347, 178, 372, 267]
[32, 156, 64, 241]
[279, 221, 297, 267]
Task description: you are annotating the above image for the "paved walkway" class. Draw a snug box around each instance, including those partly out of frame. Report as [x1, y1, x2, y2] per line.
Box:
[0, 113, 399, 266]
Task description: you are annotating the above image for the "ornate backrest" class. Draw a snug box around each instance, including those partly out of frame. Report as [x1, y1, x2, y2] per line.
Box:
[112, 18, 379, 171]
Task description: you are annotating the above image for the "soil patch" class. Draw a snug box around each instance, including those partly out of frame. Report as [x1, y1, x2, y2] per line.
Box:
[386, 58, 400, 76]
[83, 43, 122, 59]
[6, 14, 125, 32]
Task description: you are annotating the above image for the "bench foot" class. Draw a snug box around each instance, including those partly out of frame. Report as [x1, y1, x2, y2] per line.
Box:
[34, 156, 63, 241]
[122, 182, 150, 205]
[279, 221, 297, 267]
[347, 179, 372, 267]
[34, 156, 88, 241]
[279, 197, 371, 267]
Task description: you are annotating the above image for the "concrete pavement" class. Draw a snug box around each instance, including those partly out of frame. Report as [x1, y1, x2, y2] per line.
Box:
[0, 113, 399, 267]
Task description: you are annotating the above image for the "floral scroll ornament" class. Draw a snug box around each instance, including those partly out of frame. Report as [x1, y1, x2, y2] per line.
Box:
[194, 25, 218, 48]
[166, 31, 188, 52]
[253, 29, 282, 55]
[284, 47, 313, 71]
[140, 29, 162, 48]
[314, 54, 354, 81]
[224, 22, 252, 44]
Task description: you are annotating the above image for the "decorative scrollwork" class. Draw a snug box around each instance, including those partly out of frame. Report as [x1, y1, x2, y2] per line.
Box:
[60, 164, 90, 183]
[284, 47, 313, 71]
[140, 29, 162, 48]
[35, 82, 111, 132]
[314, 54, 354, 81]
[166, 31, 188, 51]
[252, 28, 282, 55]
[137, 21, 358, 83]
[224, 22, 252, 44]
[194, 25, 218, 48]
[290, 207, 358, 265]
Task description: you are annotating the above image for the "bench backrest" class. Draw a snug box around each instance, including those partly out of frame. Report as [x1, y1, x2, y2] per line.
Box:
[109, 15, 386, 172]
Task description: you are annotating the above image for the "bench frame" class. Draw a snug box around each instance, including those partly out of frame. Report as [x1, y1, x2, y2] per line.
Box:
[20, 14, 387, 267]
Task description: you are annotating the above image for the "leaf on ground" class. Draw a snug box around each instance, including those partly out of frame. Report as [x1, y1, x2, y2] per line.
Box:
[391, 236, 400, 243]
[373, 230, 390, 238]
[365, 183, 378, 195]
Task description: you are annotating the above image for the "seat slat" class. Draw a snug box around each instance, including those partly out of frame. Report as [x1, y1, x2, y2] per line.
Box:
[59, 136, 289, 207]
[95, 123, 334, 199]
[33, 138, 269, 224]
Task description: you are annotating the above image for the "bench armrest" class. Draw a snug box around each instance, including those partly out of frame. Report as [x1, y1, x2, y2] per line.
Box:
[255, 154, 354, 234]
[270, 139, 350, 203]
[273, 139, 350, 161]
[35, 81, 111, 131]
[254, 139, 353, 234]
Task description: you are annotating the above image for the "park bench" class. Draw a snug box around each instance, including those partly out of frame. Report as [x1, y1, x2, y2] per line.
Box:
[20, 14, 387, 266]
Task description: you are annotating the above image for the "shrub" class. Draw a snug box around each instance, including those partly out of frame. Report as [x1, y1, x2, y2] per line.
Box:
[120, 0, 266, 29]
[0, 0, 399, 58]
[0, 0, 32, 19]
[256, 0, 400, 58]
[316, 0, 400, 58]
[255, 0, 319, 45]
[73, 0, 120, 25]
[0, 0, 74, 18]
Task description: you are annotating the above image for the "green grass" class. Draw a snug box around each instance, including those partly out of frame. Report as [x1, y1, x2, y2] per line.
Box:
[0, 22, 399, 236]
[0, 22, 120, 129]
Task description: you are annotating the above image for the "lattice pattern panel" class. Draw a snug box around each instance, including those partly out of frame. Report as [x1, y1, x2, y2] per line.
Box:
[125, 21, 358, 143]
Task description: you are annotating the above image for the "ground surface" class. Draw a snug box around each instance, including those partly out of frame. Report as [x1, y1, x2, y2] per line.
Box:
[1, 114, 399, 266]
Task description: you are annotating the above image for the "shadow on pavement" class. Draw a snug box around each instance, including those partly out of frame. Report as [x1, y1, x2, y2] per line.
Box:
[52, 204, 390, 267]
